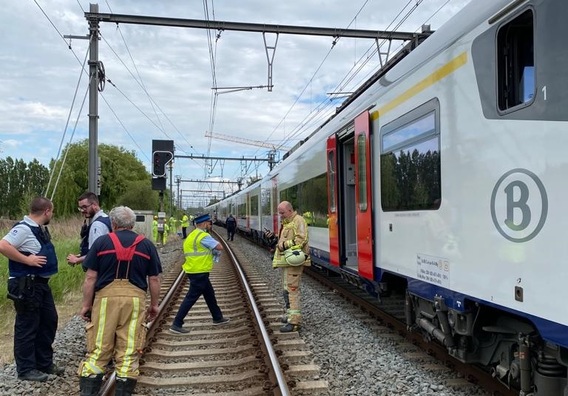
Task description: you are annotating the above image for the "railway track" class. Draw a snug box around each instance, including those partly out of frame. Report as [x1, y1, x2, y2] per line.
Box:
[98, 233, 328, 395]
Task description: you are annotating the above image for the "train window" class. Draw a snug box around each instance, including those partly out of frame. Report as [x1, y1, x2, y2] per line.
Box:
[280, 173, 328, 227]
[357, 134, 368, 211]
[261, 188, 271, 216]
[380, 99, 441, 211]
[497, 9, 534, 111]
[250, 195, 259, 216]
[238, 202, 246, 218]
[328, 151, 336, 213]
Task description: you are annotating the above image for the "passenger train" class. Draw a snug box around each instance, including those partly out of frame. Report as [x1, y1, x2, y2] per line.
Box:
[207, 0, 568, 394]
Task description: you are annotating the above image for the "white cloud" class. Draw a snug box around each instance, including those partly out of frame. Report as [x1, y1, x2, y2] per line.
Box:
[1, 0, 471, 183]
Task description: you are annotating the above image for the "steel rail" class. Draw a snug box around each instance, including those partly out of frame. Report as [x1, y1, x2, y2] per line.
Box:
[216, 231, 291, 396]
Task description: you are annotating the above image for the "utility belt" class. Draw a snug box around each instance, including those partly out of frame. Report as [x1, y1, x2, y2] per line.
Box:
[7, 275, 48, 311]
[25, 275, 49, 284]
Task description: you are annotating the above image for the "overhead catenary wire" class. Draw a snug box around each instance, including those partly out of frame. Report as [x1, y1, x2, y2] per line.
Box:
[33, 0, 461, 197]
[43, 47, 91, 200]
[48, 82, 91, 202]
[35, 0, 203, 184]
[103, 0, 192, 157]
[230, 0, 456, 185]
[239, 0, 438, 182]
[278, 0, 423, 145]
[204, 0, 221, 178]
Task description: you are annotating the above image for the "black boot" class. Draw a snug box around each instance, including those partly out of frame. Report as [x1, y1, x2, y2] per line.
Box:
[281, 290, 290, 322]
[80, 375, 103, 396]
[115, 376, 137, 396]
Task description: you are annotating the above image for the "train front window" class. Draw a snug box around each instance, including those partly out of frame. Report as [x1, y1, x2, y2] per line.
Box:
[497, 9, 535, 111]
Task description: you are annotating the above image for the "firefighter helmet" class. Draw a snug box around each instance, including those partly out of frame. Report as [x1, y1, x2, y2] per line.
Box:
[284, 248, 307, 266]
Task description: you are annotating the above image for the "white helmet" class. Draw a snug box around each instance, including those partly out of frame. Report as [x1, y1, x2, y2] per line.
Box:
[284, 248, 307, 266]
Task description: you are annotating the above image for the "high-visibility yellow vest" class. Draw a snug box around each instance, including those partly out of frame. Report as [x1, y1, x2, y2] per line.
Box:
[182, 228, 213, 273]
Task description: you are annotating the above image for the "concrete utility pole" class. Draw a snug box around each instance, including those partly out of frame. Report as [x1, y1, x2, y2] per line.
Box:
[87, 3, 100, 194]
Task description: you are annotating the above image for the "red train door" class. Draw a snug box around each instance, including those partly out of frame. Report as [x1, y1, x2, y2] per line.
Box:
[354, 111, 374, 280]
[326, 135, 340, 267]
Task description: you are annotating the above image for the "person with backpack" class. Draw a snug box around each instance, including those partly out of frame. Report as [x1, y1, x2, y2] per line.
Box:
[78, 206, 162, 396]
[66, 191, 111, 270]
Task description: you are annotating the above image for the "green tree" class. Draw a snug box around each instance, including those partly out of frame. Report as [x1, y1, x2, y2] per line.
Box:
[116, 180, 159, 210]
[0, 157, 49, 218]
[49, 140, 151, 216]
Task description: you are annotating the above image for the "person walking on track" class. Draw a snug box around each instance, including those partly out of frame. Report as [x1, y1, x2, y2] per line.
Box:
[170, 213, 230, 334]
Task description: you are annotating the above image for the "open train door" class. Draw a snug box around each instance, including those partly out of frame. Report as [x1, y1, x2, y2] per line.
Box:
[354, 111, 374, 280]
[326, 135, 340, 267]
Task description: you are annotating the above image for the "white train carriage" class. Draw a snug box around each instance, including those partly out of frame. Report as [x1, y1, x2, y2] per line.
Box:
[208, 0, 568, 393]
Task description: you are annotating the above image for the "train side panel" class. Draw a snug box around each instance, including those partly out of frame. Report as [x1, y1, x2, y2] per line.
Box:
[272, 137, 329, 256]
[373, 0, 568, 344]
[207, 1, 568, 392]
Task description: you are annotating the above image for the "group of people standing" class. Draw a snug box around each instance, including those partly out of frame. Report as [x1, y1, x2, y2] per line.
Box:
[0, 192, 311, 394]
[0, 193, 162, 396]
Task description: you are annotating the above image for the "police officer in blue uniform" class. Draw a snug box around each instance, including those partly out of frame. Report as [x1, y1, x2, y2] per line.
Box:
[0, 196, 64, 381]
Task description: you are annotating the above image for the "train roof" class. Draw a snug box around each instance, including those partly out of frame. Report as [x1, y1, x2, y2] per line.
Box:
[383, 0, 510, 84]
[209, 0, 516, 202]
[277, 0, 513, 163]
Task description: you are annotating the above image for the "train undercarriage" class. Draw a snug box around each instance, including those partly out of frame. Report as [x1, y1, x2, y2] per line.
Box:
[242, 228, 568, 395]
[314, 260, 568, 396]
[406, 291, 568, 395]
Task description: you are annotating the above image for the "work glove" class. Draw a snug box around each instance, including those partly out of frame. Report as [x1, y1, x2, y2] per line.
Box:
[278, 240, 293, 252]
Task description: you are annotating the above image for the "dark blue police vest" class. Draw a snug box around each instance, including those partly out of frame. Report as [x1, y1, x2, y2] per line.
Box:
[80, 216, 112, 256]
[8, 222, 58, 278]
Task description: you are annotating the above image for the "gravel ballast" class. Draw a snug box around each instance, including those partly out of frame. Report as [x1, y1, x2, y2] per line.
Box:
[0, 233, 492, 395]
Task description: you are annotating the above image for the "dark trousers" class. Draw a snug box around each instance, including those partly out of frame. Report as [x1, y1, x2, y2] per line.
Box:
[182, 227, 188, 239]
[227, 227, 236, 241]
[9, 279, 58, 375]
[172, 273, 222, 327]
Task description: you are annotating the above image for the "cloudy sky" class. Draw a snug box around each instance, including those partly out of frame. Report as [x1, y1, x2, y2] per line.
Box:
[1, 0, 470, 201]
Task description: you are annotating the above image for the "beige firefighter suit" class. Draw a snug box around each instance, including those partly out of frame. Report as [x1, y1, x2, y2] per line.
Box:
[272, 211, 310, 325]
